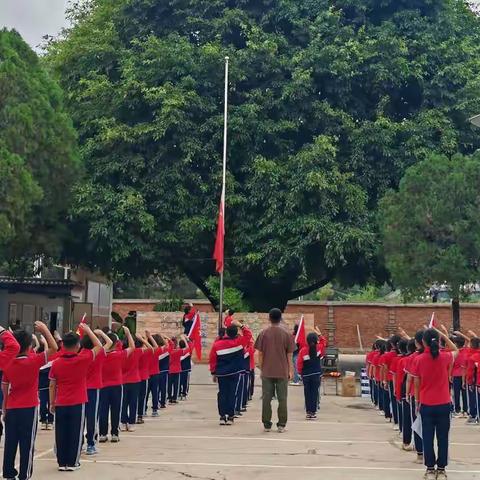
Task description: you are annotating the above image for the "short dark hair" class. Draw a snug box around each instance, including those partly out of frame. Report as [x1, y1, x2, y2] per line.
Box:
[228, 309, 235, 315]
[81, 335, 94, 350]
[62, 332, 80, 350]
[226, 325, 238, 339]
[179, 339, 186, 348]
[14, 330, 32, 354]
[269, 308, 282, 324]
[218, 327, 226, 338]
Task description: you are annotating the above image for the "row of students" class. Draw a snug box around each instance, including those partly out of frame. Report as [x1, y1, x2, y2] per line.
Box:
[0, 322, 196, 478]
[367, 326, 480, 480]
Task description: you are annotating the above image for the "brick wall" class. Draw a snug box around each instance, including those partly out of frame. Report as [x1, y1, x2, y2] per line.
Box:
[112, 299, 480, 352]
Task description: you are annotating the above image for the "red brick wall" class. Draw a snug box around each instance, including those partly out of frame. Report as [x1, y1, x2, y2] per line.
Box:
[112, 299, 480, 352]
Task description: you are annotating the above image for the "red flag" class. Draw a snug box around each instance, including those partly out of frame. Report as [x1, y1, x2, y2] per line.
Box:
[213, 190, 225, 273]
[428, 312, 436, 329]
[188, 312, 202, 360]
[76, 313, 87, 337]
[295, 315, 307, 349]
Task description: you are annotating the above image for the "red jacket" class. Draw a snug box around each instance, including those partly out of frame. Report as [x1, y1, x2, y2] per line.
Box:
[209, 326, 252, 376]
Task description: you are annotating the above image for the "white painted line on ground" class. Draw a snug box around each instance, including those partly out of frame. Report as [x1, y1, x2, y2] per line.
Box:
[35, 458, 480, 474]
[34, 448, 53, 459]
[159, 418, 477, 429]
[125, 434, 480, 447]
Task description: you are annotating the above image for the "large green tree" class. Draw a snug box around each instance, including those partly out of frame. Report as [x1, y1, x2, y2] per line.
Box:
[0, 29, 79, 271]
[48, 0, 480, 310]
[380, 152, 480, 329]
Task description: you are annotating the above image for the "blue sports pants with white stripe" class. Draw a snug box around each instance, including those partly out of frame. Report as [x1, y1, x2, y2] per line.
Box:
[3, 406, 38, 480]
[85, 388, 99, 447]
[217, 373, 240, 418]
[55, 404, 85, 468]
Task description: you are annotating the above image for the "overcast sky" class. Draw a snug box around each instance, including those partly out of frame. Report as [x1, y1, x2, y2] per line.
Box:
[0, 0, 70, 49]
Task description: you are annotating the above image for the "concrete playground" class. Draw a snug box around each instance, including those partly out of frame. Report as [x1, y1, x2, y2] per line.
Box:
[32, 366, 480, 480]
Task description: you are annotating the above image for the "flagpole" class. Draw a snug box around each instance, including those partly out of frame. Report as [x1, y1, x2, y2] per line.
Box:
[218, 56, 229, 330]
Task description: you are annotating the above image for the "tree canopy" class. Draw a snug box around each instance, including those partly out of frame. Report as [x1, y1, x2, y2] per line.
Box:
[380, 152, 480, 328]
[0, 29, 79, 271]
[48, 0, 480, 310]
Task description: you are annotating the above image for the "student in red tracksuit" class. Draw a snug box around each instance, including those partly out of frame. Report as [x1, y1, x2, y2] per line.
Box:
[224, 309, 235, 328]
[2, 322, 55, 480]
[393, 339, 408, 439]
[168, 335, 190, 404]
[209, 322, 252, 425]
[297, 329, 326, 419]
[137, 334, 154, 424]
[366, 345, 377, 405]
[145, 331, 161, 416]
[49, 324, 103, 471]
[404, 331, 424, 462]
[82, 329, 113, 456]
[179, 337, 194, 400]
[383, 335, 401, 429]
[121, 333, 148, 431]
[465, 337, 480, 424]
[248, 341, 255, 401]
[412, 328, 458, 480]
[99, 327, 135, 443]
[0, 326, 20, 369]
[451, 334, 469, 417]
[154, 334, 171, 409]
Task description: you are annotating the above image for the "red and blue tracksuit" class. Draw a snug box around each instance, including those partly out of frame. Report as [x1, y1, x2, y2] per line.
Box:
[297, 338, 326, 415]
[209, 327, 252, 420]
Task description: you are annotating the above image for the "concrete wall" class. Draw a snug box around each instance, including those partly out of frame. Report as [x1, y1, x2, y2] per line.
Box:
[113, 299, 480, 351]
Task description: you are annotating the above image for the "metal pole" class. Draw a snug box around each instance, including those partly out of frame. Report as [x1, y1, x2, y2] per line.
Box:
[218, 56, 229, 330]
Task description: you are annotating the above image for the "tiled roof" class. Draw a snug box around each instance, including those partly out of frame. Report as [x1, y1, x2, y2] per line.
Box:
[0, 276, 77, 288]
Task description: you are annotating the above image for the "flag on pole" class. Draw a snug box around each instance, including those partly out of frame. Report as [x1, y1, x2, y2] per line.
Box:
[188, 311, 202, 360]
[295, 315, 307, 349]
[76, 312, 88, 337]
[213, 189, 225, 273]
[428, 312, 436, 329]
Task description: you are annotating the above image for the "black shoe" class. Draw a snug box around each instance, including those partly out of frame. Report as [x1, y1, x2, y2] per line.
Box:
[160, 404, 167, 409]
[219, 417, 227, 426]
[227, 416, 235, 425]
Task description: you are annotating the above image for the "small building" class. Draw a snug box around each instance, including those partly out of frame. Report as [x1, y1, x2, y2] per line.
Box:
[0, 268, 113, 333]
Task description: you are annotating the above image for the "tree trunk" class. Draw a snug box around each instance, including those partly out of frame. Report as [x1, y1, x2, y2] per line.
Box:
[451, 297, 460, 331]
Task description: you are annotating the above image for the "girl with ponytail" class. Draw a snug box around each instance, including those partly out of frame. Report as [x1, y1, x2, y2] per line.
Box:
[411, 328, 458, 480]
[297, 328, 327, 420]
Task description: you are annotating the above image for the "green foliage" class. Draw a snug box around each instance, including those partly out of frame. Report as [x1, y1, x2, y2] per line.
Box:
[380, 152, 480, 302]
[47, 0, 480, 309]
[206, 276, 250, 312]
[0, 29, 79, 269]
[111, 311, 123, 324]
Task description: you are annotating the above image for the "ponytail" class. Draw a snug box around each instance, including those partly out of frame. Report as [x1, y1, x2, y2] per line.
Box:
[306, 332, 318, 359]
[423, 328, 440, 359]
[430, 338, 440, 359]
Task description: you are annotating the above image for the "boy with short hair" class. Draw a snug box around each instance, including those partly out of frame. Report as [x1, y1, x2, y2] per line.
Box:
[2, 321, 56, 480]
[49, 324, 102, 471]
[210, 322, 252, 425]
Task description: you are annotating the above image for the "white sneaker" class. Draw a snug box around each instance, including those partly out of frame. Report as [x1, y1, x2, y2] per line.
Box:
[393, 425, 399, 431]
[277, 426, 286, 433]
[120, 424, 128, 432]
[127, 424, 136, 432]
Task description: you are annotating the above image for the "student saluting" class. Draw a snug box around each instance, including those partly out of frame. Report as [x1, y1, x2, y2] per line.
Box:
[412, 328, 459, 480]
[2, 322, 56, 480]
[49, 323, 103, 471]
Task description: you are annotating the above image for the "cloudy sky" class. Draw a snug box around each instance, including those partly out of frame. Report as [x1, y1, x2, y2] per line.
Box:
[0, 0, 70, 49]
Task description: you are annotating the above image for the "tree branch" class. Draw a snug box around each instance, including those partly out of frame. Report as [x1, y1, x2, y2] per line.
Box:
[289, 277, 331, 300]
[181, 264, 217, 307]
